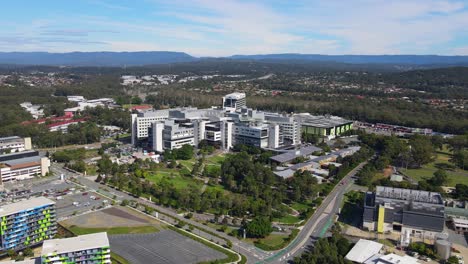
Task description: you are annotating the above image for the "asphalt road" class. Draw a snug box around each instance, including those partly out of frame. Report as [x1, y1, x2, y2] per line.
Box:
[51, 160, 368, 264]
[50, 163, 270, 263]
[264, 160, 369, 263]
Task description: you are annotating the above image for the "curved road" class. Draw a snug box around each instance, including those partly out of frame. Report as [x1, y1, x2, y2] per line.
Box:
[52, 159, 367, 263]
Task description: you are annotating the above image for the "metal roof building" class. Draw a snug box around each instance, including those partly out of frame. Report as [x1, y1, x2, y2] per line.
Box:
[363, 186, 445, 240]
[270, 145, 321, 164]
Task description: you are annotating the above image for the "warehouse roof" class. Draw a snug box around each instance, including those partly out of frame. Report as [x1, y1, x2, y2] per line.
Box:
[42, 232, 109, 255]
[270, 145, 321, 163]
[345, 239, 383, 263]
[295, 114, 353, 128]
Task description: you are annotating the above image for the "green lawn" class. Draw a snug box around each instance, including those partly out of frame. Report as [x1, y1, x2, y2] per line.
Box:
[404, 151, 468, 186]
[68, 225, 159, 235]
[274, 215, 302, 224]
[206, 154, 226, 165]
[145, 169, 203, 189]
[290, 202, 310, 212]
[179, 159, 196, 170]
[257, 234, 288, 247]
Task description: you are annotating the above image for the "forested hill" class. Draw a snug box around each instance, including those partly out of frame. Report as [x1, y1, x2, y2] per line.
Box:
[386, 67, 468, 86]
[229, 54, 468, 65]
[0, 51, 196, 66]
[383, 67, 468, 98]
[2, 51, 468, 67]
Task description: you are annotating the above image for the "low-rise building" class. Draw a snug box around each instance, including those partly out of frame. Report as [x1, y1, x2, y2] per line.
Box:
[0, 151, 50, 182]
[0, 197, 56, 252]
[0, 136, 32, 154]
[41, 232, 110, 264]
[363, 186, 445, 241]
[295, 113, 353, 139]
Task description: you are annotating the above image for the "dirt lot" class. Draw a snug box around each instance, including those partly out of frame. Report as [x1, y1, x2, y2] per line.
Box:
[60, 206, 163, 228]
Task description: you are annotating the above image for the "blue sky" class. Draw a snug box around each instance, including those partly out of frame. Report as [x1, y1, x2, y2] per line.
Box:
[1, 0, 468, 56]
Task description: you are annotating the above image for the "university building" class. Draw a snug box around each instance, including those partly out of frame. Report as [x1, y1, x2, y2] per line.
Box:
[363, 186, 445, 243]
[0, 137, 32, 154]
[131, 93, 357, 152]
[0, 151, 50, 182]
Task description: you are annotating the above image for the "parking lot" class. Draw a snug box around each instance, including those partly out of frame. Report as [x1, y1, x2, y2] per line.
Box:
[109, 230, 226, 264]
[1, 176, 110, 219]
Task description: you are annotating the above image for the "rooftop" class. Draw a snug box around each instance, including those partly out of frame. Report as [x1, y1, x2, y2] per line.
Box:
[0, 197, 55, 217]
[376, 186, 443, 205]
[223, 92, 246, 99]
[270, 145, 322, 163]
[0, 150, 39, 162]
[366, 253, 420, 264]
[0, 136, 21, 142]
[295, 114, 353, 128]
[42, 232, 109, 256]
[345, 239, 383, 263]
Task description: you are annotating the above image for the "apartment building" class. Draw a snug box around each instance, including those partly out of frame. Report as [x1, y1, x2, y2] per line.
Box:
[0, 197, 56, 252]
[0, 137, 32, 154]
[0, 151, 50, 182]
[363, 186, 445, 242]
[41, 232, 110, 264]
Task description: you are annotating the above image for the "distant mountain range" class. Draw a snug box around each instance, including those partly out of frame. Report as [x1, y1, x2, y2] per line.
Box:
[0, 51, 196, 66]
[1, 51, 468, 66]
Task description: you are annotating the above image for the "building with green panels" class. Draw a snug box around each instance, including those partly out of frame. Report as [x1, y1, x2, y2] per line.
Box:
[41, 232, 111, 264]
[0, 197, 56, 253]
[294, 114, 353, 139]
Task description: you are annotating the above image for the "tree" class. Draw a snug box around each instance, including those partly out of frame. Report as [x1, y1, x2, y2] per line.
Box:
[430, 169, 448, 186]
[409, 135, 434, 168]
[447, 256, 460, 264]
[451, 150, 468, 170]
[131, 96, 143, 105]
[244, 217, 273, 238]
[23, 247, 33, 257]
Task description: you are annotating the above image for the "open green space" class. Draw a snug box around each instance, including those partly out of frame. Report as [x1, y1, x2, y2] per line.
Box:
[290, 202, 311, 212]
[404, 151, 468, 186]
[254, 234, 288, 247]
[68, 225, 159, 235]
[273, 214, 301, 224]
[205, 154, 226, 166]
[145, 169, 203, 189]
[179, 159, 196, 170]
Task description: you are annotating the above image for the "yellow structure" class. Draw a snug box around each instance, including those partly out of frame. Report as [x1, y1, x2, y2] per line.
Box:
[377, 206, 385, 233]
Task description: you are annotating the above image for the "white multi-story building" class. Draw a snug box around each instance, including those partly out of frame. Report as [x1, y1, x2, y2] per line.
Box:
[222, 92, 246, 111]
[131, 109, 171, 145]
[0, 136, 32, 154]
[162, 120, 196, 150]
[41, 232, 111, 264]
[0, 150, 50, 182]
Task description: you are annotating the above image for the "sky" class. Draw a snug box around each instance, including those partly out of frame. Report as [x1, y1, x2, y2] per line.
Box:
[1, 0, 468, 56]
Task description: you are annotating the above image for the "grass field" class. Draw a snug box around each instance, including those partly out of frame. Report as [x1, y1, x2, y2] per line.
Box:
[274, 215, 302, 224]
[145, 170, 203, 189]
[404, 151, 468, 186]
[256, 234, 288, 247]
[206, 154, 226, 166]
[68, 225, 159, 235]
[290, 202, 310, 212]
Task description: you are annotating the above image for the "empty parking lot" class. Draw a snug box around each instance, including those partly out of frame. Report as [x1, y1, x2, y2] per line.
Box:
[109, 230, 226, 264]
